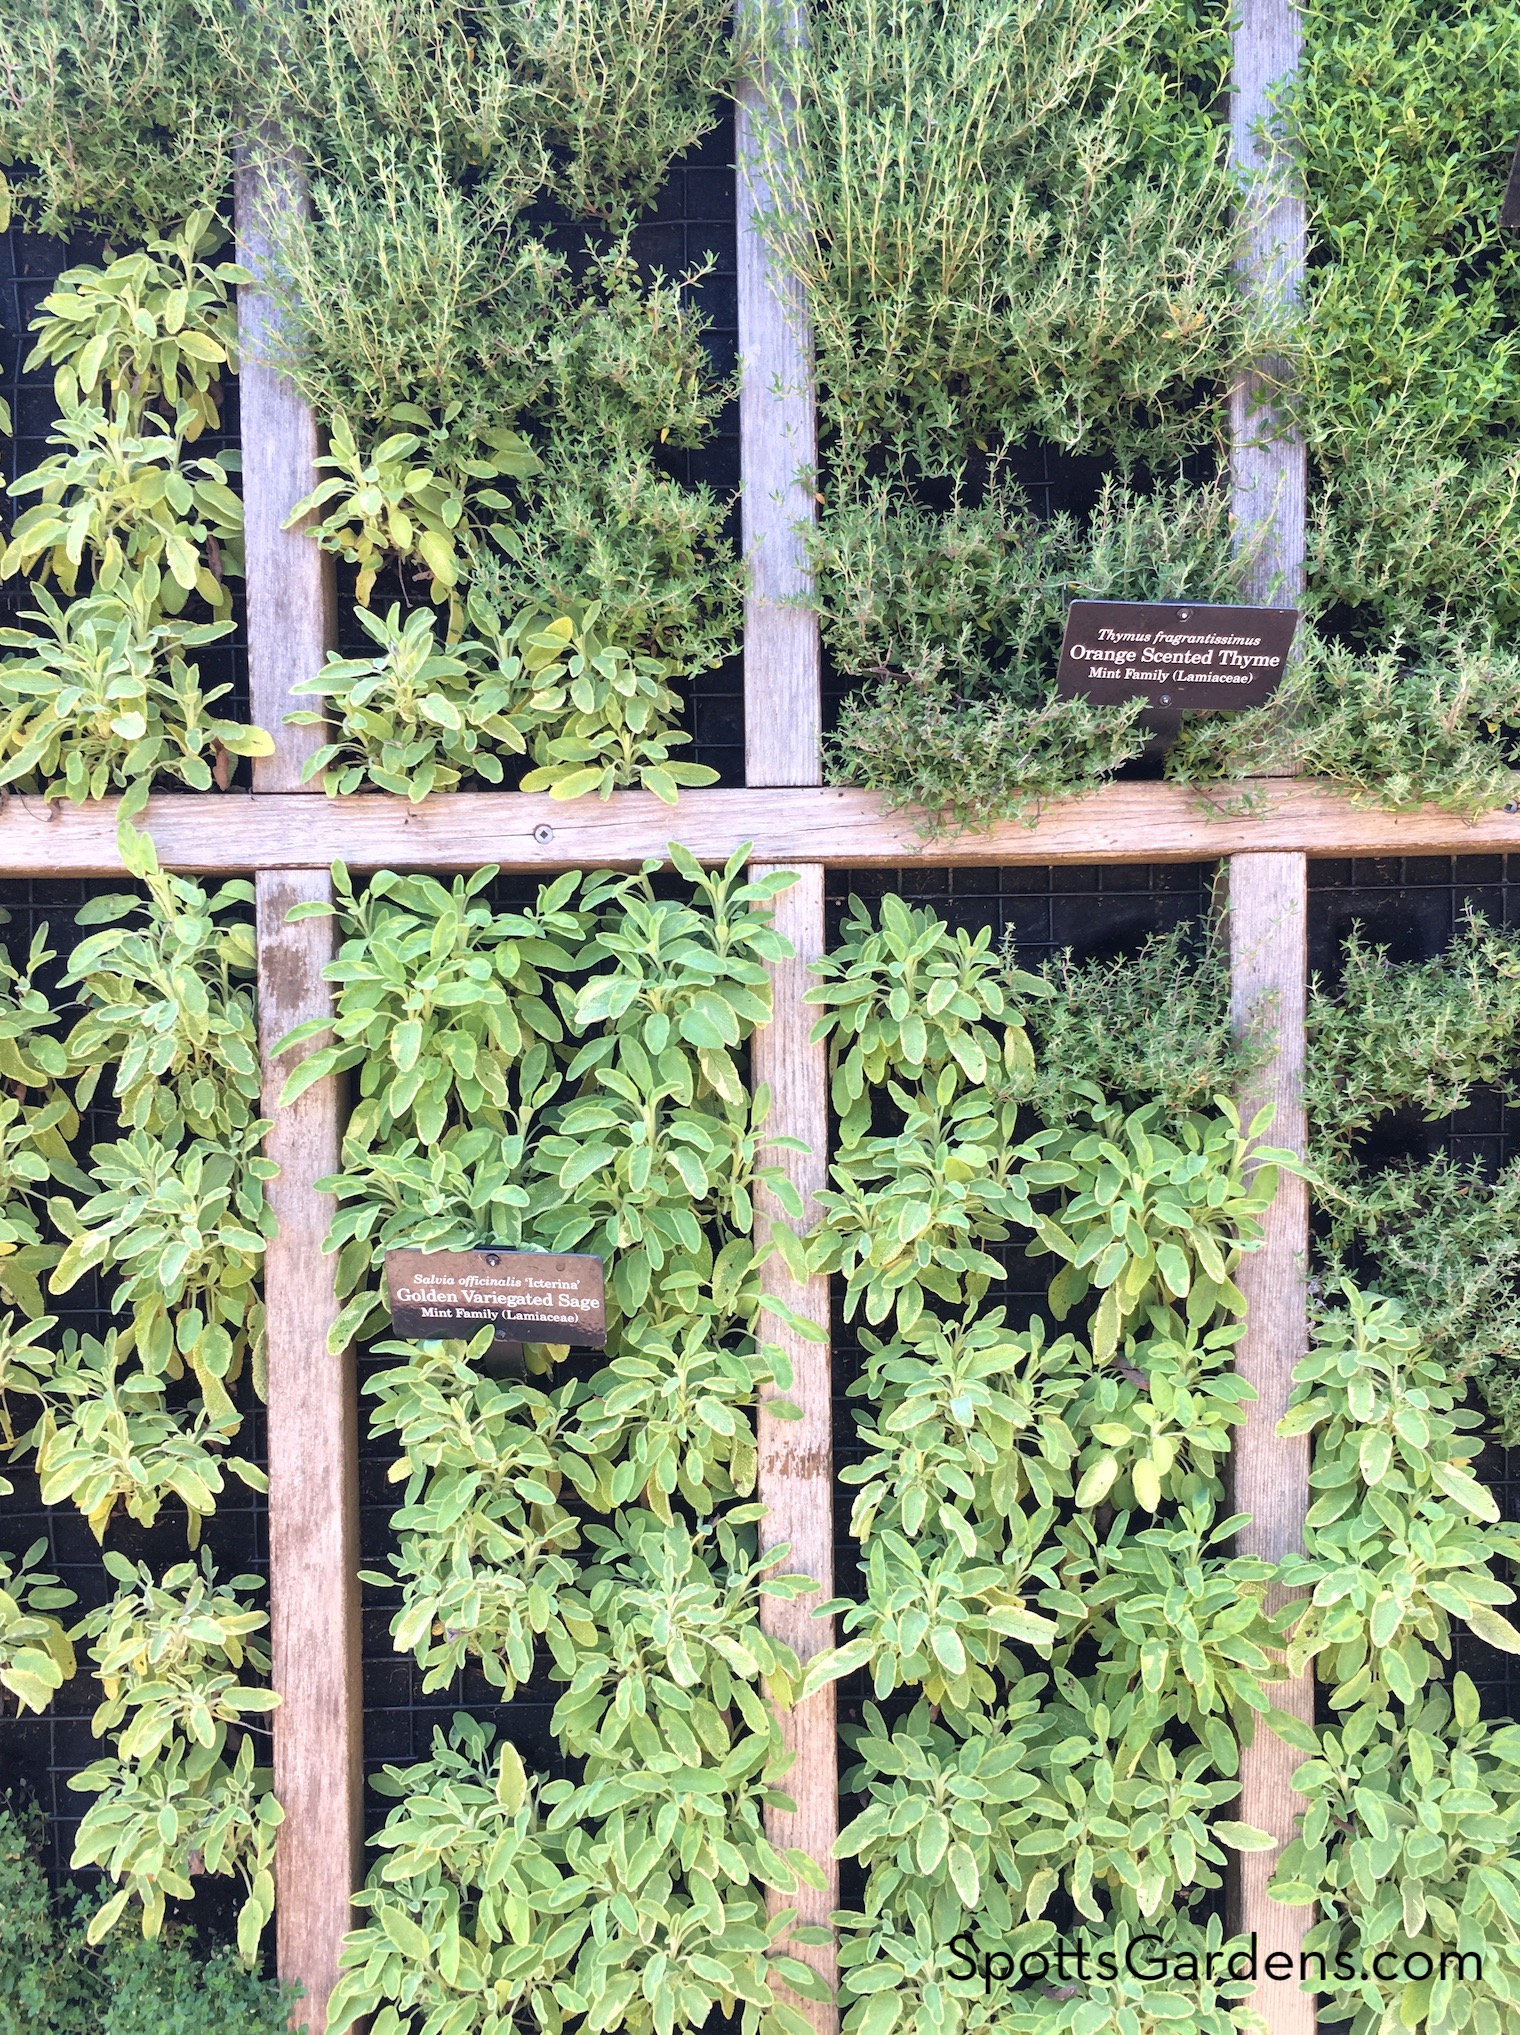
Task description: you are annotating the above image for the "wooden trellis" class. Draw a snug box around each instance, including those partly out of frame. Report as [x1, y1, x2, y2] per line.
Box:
[7, 7, 1513, 2032]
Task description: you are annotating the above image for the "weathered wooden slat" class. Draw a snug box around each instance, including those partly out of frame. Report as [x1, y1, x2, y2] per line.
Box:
[751, 863, 837, 2033]
[1231, 0, 1307, 607]
[235, 151, 337, 787]
[736, 0, 822, 787]
[4, 780, 1520, 873]
[1228, 852, 1315, 2033]
[257, 870, 361, 2034]
[1230, 0, 1315, 2016]
[239, 139, 359, 2031]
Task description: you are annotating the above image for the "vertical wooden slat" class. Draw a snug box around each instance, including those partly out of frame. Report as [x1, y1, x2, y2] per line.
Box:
[740, 7, 833, 2011]
[235, 150, 337, 787]
[257, 871, 360, 2034]
[1230, 0, 1313, 2013]
[752, 861, 837, 2032]
[736, 1, 822, 787]
[238, 141, 355, 2031]
[1231, 0, 1307, 605]
[1229, 851, 1314, 2034]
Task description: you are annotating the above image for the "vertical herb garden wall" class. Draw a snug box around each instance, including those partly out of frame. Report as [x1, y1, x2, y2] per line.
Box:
[0, 0, 1519, 820]
[745, 0, 1520, 828]
[0, 2, 1519, 2035]
[0, 0, 743, 813]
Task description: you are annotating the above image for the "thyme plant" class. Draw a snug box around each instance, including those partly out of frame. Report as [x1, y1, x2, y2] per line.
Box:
[750, 0, 1245, 475]
[823, 476, 1242, 831]
[1306, 909, 1520, 1438]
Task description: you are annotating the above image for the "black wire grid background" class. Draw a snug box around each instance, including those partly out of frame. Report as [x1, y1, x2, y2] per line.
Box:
[0, 878, 268, 1948]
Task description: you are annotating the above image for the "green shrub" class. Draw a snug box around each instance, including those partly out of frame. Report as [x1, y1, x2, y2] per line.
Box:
[0, 832, 280, 1951]
[0, 0, 231, 239]
[1294, 0, 1520, 473]
[797, 895, 1291, 2029]
[828, 680, 1145, 836]
[751, 0, 1244, 474]
[1294, 0, 1520, 662]
[1274, 1677, 1520, 2035]
[811, 900, 1520, 2033]
[823, 476, 1245, 827]
[1306, 911, 1520, 1169]
[0, 218, 270, 810]
[1306, 449, 1520, 649]
[218, 3, 741, 679]
[68, 1552, 280, 1956]
[0, 1805, 96, 2035]
[1167, 632, 1520, 815]
[1288, 914, 1520, 2027]
[1306, 910, 1520, 1443]
[293, 598, 717, 803]
[288, 850, 835, 2034]
[0, 1803, 299, 2035]
[1268, 1290, 1520, 2035]
[95, 1929, 302, 2035]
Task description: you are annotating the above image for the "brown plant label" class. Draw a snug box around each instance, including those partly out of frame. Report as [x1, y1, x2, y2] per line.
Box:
[385, 1248, 607, 1346]
[1056, 600, 1299, 712]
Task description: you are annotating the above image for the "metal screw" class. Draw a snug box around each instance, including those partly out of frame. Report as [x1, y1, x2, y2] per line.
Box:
[1507, 802, 1518, 815]
[1159, 693, 1171, 706]
[533, 822, 555, 845]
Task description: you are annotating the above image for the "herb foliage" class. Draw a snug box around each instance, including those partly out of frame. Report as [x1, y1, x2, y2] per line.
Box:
[0, 216, 268, 810]
[0, 830, 280, 1954]
[1262, 904, 1520, 2032]
[793, 894, 1288, 2031]
[0, 1802, 299, 2035]
[285, 849, 837, 2035]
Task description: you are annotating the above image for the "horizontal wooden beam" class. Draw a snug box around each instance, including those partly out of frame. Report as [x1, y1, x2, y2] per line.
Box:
[3, 781, 1520, 873]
